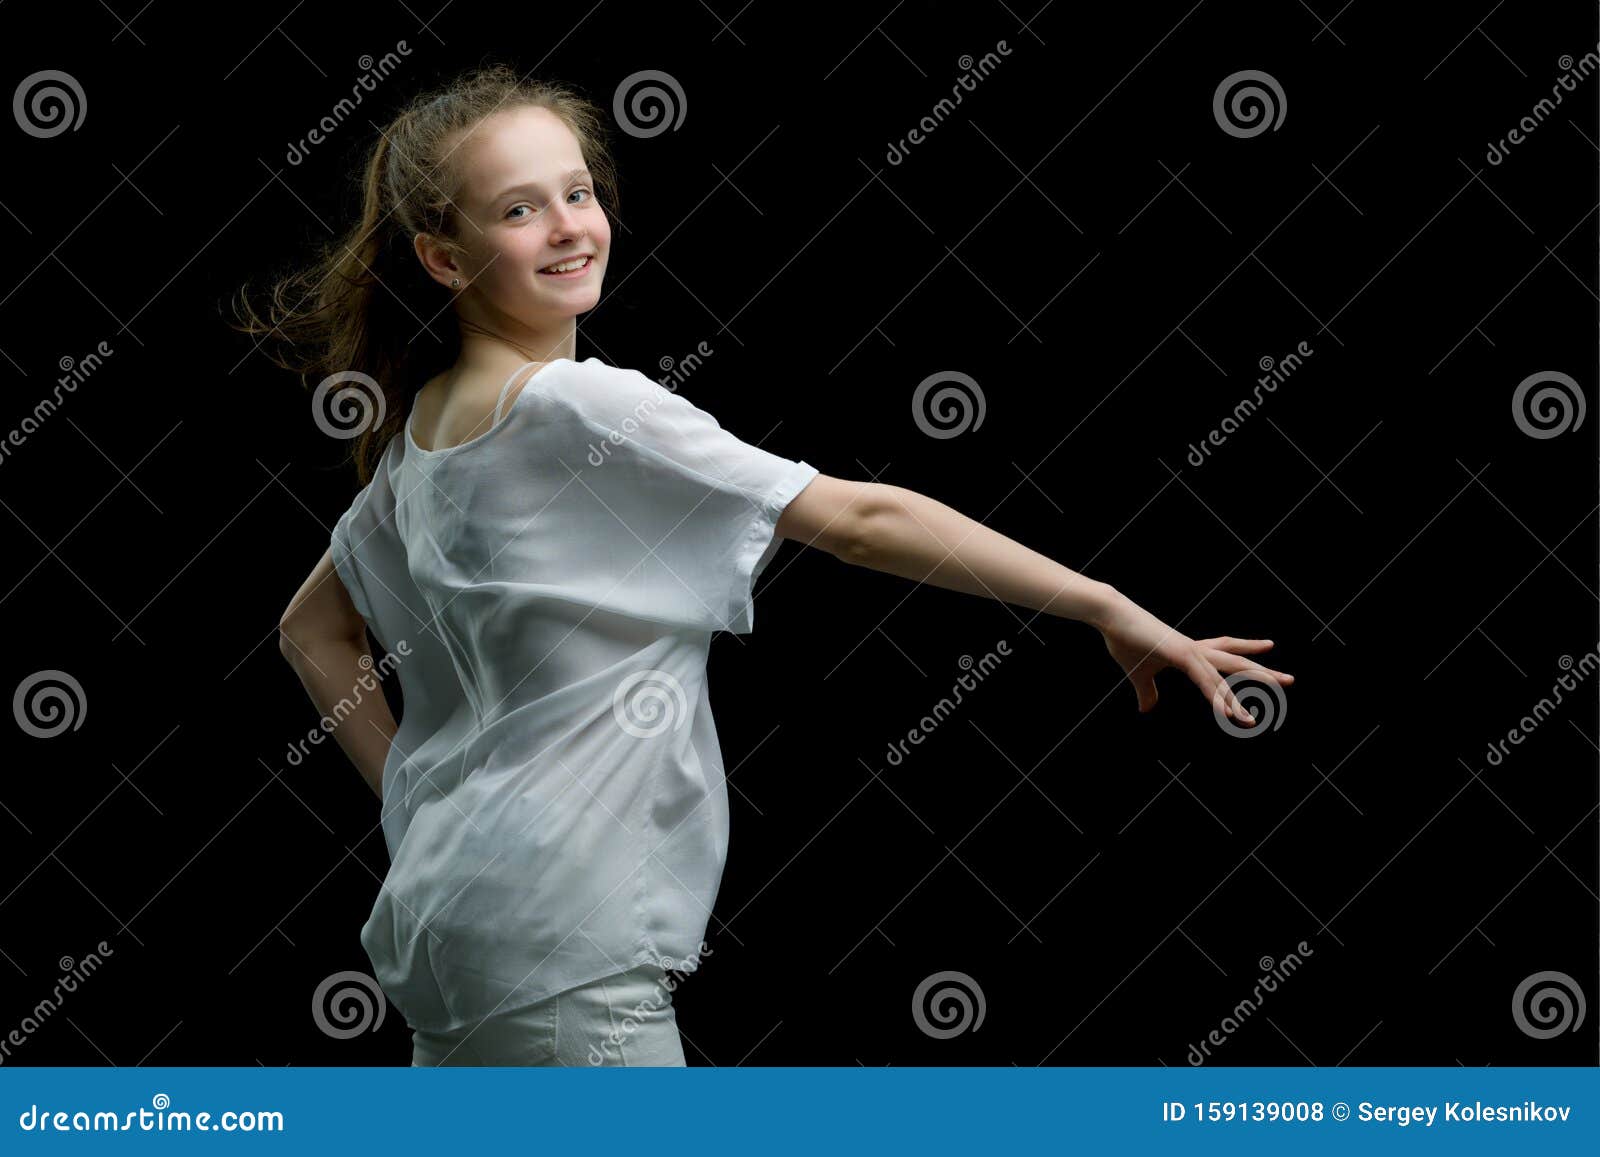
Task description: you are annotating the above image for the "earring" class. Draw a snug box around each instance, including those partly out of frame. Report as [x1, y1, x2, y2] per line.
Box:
[450, 277, 461, 288]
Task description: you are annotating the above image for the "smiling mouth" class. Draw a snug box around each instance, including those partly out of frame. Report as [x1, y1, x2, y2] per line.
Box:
[538, 255, 594, 276]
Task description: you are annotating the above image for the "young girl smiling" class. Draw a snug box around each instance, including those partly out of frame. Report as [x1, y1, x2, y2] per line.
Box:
[241, 64, 1293, 1067]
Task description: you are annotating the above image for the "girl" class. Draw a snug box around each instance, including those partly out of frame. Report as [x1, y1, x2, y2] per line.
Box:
[239, 65, 1293, 1067]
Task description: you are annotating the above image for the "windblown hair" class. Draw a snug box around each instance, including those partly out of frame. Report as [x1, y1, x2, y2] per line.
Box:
[230, 63, 619, 484]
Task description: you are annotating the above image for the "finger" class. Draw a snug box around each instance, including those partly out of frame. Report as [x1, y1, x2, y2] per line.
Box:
[1190, 655, 1255, 726]
[1202, 650, 1295, 684]
[1200, 636, 1276, 654]
[1132, 671, 1158, 713]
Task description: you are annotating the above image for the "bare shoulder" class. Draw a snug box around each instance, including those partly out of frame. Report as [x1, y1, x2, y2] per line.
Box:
[409, 361, 558, 452]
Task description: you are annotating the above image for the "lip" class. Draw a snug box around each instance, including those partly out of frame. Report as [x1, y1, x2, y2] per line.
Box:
[537, 254, 595, 278]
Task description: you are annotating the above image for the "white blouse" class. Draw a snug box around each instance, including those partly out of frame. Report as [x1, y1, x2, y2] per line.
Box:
[328, 356, 819, 1034]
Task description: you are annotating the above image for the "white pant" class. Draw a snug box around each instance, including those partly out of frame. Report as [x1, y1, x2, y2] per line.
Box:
[409, 963, 687, 1066]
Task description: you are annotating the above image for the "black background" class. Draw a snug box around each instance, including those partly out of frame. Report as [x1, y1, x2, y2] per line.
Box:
[0, 1, 1595, 1067]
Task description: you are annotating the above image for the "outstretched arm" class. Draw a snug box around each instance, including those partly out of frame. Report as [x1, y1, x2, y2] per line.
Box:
[278, 550, 397, 797]
[775, 476, 1293, 725]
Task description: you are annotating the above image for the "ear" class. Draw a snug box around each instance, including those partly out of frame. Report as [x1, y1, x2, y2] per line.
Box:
[414, 231, 461, 289]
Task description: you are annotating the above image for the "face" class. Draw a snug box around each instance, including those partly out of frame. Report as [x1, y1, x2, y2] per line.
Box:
[423, 105, 609, 323]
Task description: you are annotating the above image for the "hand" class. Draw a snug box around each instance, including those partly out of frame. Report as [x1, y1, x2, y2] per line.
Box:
[1092, 591, 1294, 726]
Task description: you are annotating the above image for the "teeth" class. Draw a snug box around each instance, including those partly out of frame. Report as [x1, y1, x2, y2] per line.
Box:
[541, 256, 590, 273]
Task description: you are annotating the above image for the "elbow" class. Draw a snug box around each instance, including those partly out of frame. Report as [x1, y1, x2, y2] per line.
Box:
[278, 612, 305, 665]
[277, 601, 326, 666]
[838, 483, 893, 567]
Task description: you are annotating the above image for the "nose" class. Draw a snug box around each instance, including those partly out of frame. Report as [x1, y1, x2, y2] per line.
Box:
[544, 197, 585, 239]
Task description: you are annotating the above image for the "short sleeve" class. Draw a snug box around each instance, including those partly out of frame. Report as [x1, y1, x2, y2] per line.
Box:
[527, 362, 819, 634]
[329, 497, 375, 624]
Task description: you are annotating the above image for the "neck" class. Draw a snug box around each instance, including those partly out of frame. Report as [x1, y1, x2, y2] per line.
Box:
[455, 313, 576, 369]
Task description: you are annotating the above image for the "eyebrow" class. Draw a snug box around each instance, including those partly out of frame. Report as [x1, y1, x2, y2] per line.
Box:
[492, 168, 593, 204]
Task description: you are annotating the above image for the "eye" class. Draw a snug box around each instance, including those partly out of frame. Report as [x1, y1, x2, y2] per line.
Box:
[505, 188, 591, 221]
